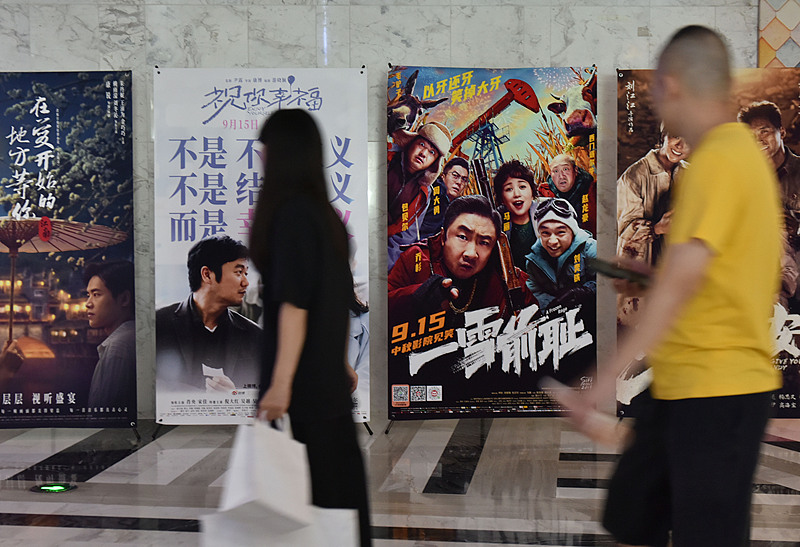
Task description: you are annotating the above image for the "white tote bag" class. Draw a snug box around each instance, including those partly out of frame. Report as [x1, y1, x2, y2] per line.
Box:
[201, 506, 359, 547]
[200, 419, 359, 547]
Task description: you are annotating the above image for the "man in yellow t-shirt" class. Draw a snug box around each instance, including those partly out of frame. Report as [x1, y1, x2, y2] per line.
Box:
[563, 26, 782, 546]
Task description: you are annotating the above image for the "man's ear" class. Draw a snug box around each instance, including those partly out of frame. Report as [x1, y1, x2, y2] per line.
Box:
[200, 265, 215, 284]
[117, 290, 132, 309]
[781, 126, 787, 141]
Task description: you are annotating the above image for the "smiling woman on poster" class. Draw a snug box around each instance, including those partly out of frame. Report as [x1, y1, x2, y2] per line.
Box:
[249, 109, 371, 547]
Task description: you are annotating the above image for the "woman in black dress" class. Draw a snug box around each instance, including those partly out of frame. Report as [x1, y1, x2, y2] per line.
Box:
[250, 109, 371, 546]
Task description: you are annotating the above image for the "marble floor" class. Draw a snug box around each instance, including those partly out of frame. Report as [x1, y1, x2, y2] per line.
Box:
[0, 417, 798, 546]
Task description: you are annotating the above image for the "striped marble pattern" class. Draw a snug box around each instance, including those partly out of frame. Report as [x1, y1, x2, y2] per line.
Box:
[0, 418, 798, 546]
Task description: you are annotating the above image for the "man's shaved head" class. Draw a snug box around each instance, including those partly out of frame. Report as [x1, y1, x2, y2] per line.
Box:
[657, 25, 731, 101]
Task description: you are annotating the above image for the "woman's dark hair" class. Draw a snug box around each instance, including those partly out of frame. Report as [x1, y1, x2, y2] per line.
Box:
[350, 291, 369, 315]
[492, 159, 536, 204]
[249, 109, 348, 273]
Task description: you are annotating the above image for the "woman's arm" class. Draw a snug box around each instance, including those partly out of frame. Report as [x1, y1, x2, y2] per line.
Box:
[257, 302, 308, 421]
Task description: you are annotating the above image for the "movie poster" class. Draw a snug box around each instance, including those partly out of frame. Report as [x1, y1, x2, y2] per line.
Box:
[154, 68, 369, 425]
[0, 71, 135, 428]
[387, 66, 598, 419]
[616, 68, 800, 417]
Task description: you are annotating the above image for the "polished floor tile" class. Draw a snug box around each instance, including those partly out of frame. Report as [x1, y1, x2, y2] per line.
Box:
[0, 418, 796, 545]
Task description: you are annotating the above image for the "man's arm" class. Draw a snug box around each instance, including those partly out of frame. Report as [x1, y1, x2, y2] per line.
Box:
[576, 238, 713, 415]
[257, 302, 308, 420]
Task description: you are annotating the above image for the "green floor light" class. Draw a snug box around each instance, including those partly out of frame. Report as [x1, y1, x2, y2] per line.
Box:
[31, 483, 77, 493]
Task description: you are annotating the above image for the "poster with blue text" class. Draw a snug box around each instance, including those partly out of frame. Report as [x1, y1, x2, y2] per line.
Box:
[154, 68, 369, 425]
[387, 65, 597, 419]
[0, 71, 135, 428]
[616, 68, 800, 418]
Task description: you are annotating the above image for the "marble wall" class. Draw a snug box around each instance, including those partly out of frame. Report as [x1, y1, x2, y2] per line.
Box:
[0, 0, 758, 421]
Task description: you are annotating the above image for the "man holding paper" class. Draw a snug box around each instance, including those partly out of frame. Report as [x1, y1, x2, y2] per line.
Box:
[156, 235, 261, 392]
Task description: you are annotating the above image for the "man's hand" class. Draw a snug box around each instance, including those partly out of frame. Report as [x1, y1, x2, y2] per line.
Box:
[439, 277, 459, 300]
[205, 374, 235, 392]
[413, 274, 459, 312]
[258, 382, 292, 421]
[653, 211, 673, 235]
[550, 285, 595, 308]
[612, 256, 653, 297]
[541, 378, 632, 450]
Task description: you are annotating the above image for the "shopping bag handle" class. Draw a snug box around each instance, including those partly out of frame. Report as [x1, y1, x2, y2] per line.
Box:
[256, 409, 289, 430]
[268, 415, 291, 434]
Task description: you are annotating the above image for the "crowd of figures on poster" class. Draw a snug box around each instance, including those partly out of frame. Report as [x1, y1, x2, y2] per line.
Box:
[386, 66, 598, 419]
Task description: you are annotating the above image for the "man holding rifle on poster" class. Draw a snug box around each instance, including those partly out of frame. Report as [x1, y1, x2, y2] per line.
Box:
[550, 26, 782, 546]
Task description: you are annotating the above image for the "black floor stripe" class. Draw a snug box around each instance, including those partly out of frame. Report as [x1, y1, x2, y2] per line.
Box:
[753, 483, 800, 495]
[765, 439, 800, 453]
[559, 440, 800, 463]
[558, 477, 800, 496]
[423, 418, 492, 495]
[0, 513, 614, 545]
[559, 453, 619, 462]
[0, 514, 796, 545]
[0, 512, 197, 532]
[7, 420, 175, 483]
[371, 525, 616, 545]
[557, 477, 609, 489]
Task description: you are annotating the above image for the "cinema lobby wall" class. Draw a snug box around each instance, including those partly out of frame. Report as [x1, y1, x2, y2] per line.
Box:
[0, 0, 759, 421]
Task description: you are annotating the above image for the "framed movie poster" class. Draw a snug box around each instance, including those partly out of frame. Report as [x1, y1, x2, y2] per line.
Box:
[0, 71, 135, 428]
[387, 65, 597, 419]
[616, 68, 800, 417]
[154, 68, 369, 425]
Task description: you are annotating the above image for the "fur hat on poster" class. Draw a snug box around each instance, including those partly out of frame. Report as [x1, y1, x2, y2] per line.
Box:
[533, 198, 581, 239]
[392, 121, 452, 154]
[416, 121, 452, 157]
[394, 121, 453, 188]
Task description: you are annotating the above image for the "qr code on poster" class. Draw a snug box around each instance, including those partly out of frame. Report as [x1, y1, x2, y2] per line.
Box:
[410, 385, 426, 402]
[391, 384, 410, 407]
